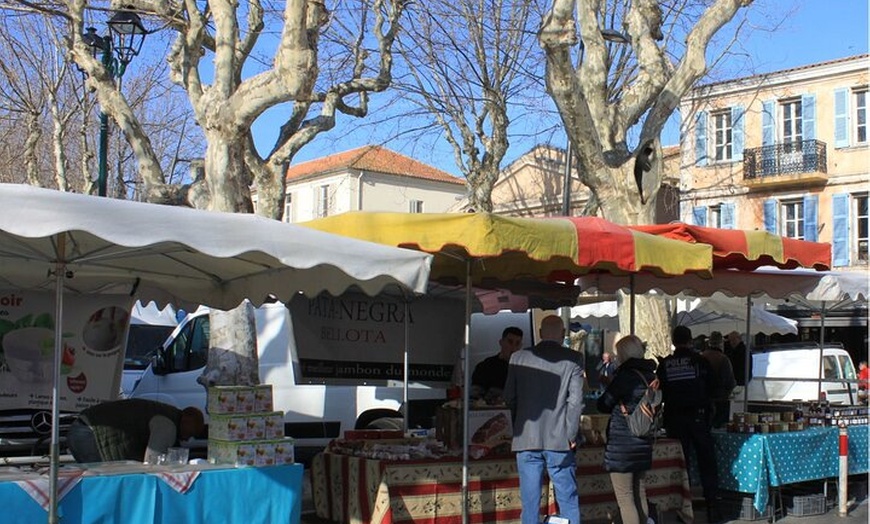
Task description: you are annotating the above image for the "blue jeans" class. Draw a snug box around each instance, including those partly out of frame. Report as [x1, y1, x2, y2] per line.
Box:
[517, 450, 581, 524]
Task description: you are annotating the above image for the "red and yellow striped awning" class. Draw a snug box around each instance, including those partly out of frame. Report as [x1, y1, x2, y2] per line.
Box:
[630, 223, 831, 271]
[303, 213, 713, 285]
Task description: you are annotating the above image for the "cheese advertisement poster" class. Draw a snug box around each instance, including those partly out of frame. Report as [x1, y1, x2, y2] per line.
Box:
[0, 290, 132, 412]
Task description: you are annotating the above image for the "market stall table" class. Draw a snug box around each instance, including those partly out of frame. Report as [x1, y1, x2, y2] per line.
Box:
[1, 462, 303, 524]
[713, 425, 869, 513]
[312, 439, 693, 523]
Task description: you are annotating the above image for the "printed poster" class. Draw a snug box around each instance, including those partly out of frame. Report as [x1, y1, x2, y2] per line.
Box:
[0, 290, 132, 412]
[291, 292, 464, 386]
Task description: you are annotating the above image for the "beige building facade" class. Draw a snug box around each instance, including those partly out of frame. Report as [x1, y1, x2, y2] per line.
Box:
[680, 54, 869, 269]
[279, 145, 465, 222]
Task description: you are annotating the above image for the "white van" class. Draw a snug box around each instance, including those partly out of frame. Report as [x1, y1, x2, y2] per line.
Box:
[745, 343, 859, 405]
[130, 299, 457, 462]
[120, 302, 178, 397]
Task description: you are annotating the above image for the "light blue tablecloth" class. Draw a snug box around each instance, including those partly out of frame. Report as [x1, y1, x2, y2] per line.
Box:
[713, 425, 868, 512]
[3, 463, 303, 524]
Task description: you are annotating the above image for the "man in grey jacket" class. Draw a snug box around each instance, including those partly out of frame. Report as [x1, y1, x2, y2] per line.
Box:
[504, 315, 585, 524]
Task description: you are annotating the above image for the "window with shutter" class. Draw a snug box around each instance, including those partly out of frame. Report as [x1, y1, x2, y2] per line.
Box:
[761, 101, 775, 175]
[856, 193, 869, 263]
[692, 206, 707, 226]
[855, 89, 867, 145]
[695, 111, 708, 166]
[832, 193, 850, 267]
[834, 88, 850, 148]
[721, 203, 736, 229]
[317, 185, 331, 218]
[712, 110, 732, 162]
[283, 193, 293, 223]
[803, 195, 818, 242]
[731, 106, 745, 162]
[781, 199, 805, 239]
[764, 199, 777, 233]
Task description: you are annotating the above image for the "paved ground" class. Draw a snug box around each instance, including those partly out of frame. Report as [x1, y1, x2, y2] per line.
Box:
[299, 468, 868, 524]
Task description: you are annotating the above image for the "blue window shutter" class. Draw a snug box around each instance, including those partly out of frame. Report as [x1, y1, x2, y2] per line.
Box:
[832, 193, 850, 266]
[762, 101, 775, 146]
[803, 194, 818, 241]
[764, 199, 777, 233]
[834, 88, 850, 148]
[695, 111, 708, 166]
[721, 203, 736, 229]
[693, 206, 707, 226]
[732, 106, 745, 161]
[802, 94, 816, 140]
[762, 101, 775, 175]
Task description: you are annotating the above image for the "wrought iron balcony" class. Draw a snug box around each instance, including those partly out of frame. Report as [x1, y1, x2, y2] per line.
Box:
[743, 140, 827, 181]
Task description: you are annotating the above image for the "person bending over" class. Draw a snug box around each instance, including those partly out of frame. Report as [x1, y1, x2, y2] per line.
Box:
[67, 398, 204, 463]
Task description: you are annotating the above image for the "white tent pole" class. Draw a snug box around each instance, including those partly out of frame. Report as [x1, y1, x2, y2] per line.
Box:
[403, 301, 410, 433]
[741, 296, 751, 412]
[629, 274, 636, 335]
[461, 259, 472, 524]
[49, 233, 66, 524]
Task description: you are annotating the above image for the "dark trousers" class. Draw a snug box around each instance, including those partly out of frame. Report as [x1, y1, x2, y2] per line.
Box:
[711, 400, 730, 428]
[667, 408, 719, 504]
[67, 418, 102, 463]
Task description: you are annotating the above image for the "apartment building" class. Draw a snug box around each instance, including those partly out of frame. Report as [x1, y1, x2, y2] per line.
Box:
[280, 145, 465, 222]
[680, 54, 869, 270]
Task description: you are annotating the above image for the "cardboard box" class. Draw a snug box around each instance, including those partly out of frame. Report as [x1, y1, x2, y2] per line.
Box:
[210, 412, 284, 441]
[207, 385, 274, 414]
[208, 437, 295, 466]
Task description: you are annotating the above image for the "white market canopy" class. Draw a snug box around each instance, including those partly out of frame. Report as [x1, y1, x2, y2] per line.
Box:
[674, 294, 798, 336]
[0, 184, 434, 308]
[570, 295, 798, 336]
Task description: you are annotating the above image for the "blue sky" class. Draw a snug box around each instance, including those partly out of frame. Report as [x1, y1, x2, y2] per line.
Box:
[264, 0, 869, 178]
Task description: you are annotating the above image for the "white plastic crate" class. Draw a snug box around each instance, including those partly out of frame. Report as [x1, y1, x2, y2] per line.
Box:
[788, 494, 826, 517]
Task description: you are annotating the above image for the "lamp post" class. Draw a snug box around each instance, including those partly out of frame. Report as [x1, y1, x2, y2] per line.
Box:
[82, 9, 147, 197]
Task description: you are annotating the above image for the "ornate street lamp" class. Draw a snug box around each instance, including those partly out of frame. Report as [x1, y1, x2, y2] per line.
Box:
[81, 8, 147, 197]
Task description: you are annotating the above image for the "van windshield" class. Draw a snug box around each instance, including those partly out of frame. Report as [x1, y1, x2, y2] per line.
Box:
[840, 355, 857, 380]
[125, 325, 176, 370]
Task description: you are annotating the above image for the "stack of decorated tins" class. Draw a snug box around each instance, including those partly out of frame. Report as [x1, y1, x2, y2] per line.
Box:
[206, 384, 295, 466]
[830, 405, 869, 426]
[726, 411, 806, 433]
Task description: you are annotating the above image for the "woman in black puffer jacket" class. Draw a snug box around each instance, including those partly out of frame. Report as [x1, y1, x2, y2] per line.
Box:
[596, 335, 658, 524]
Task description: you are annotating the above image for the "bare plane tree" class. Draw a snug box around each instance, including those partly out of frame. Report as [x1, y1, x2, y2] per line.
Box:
[395, 0, 549, 212]
[539, 0, 754, 355]
[3, 0, 411, 386]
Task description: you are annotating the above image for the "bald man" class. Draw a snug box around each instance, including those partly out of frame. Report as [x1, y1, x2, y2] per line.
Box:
[504, 315, 585, 524]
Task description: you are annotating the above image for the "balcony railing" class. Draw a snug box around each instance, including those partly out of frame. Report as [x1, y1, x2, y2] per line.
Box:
[743, 139, 827, 180]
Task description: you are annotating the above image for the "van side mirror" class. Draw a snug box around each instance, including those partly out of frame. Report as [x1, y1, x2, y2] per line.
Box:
[151, 346, 168, 376]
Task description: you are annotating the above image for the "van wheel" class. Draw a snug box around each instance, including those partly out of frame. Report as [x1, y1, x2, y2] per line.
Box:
[355, 408, 402, 430]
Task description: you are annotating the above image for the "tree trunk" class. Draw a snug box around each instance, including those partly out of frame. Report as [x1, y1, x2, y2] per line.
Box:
[23, 112, 42, 187]
[198, 130, 260, 387]
[596, 161, 673, 358]
[48, 93, 70, 192]
[196, 303, 260, 388]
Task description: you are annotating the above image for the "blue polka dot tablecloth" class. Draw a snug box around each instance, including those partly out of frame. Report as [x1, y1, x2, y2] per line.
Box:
[712, 425, 869, 512]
